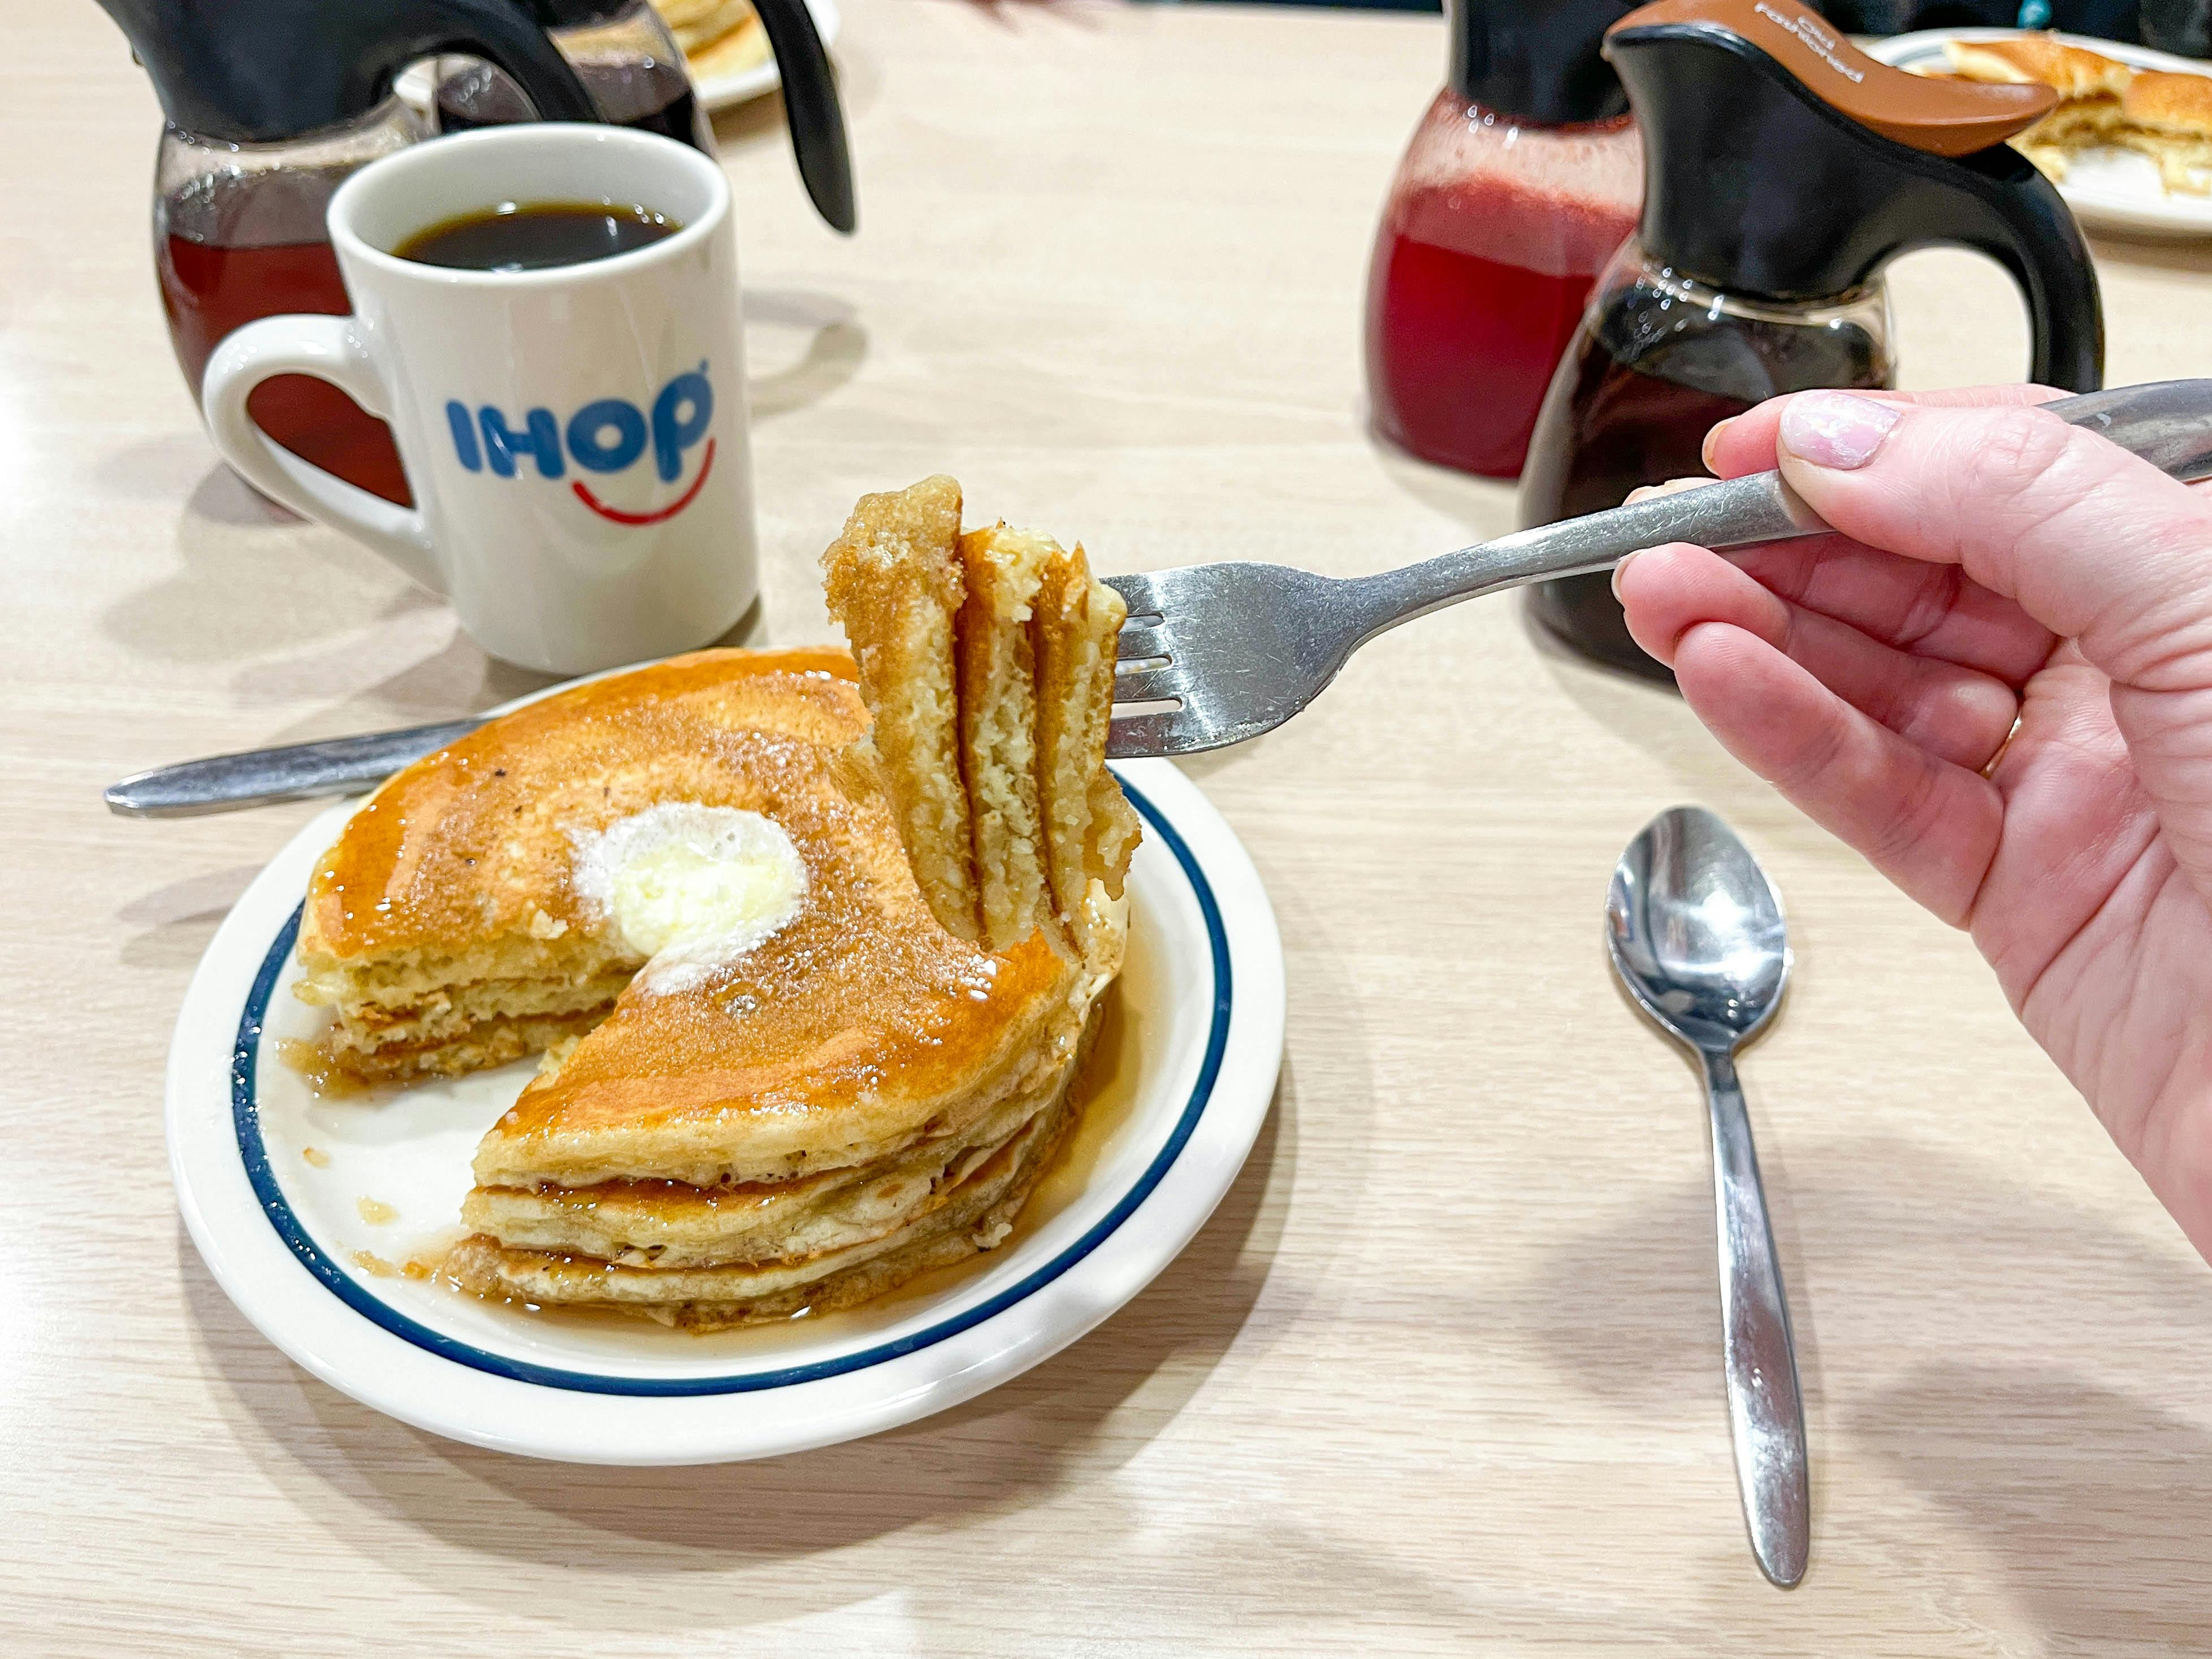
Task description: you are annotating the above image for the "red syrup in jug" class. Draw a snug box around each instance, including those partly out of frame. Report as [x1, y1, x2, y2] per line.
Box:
[158, 233, 413, 507]
[1364, 93, 1641, 481]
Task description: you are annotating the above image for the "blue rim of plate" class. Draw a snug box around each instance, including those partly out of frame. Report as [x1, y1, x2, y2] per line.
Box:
[228, 776, 1231, 1397]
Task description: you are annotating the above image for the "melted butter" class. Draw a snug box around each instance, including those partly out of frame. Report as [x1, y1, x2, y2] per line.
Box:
[352, 1250, 396, 1278]
[357, 1197, 398, 1225]
[572, 803, 807, 990]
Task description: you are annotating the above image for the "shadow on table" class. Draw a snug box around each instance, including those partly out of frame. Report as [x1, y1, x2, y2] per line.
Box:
[179, 1079, 1294, 1623]
[1476, 1135, 2212, 1638]
[1855, 1364, 2212, 1652]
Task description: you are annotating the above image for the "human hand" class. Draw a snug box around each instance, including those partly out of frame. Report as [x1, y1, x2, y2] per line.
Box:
[1612, 387, 2212, 1258]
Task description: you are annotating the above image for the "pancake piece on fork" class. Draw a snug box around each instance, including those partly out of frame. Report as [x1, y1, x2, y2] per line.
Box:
[823, 479, 1141, 958]
[820, 475, 980, 941]
[295, 647, 1120, 1329]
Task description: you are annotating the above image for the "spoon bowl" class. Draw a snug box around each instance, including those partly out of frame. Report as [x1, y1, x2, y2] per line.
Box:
[1607, 805, 1790, 1053]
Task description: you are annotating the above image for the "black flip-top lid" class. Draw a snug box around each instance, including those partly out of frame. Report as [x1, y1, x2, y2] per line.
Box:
[1604, 0, 2102, 389]
[97, 0, 597, 142]
[1449, 0, 1642, 125]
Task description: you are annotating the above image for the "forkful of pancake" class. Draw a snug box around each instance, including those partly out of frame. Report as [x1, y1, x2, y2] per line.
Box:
[820, 475, 1140, 957]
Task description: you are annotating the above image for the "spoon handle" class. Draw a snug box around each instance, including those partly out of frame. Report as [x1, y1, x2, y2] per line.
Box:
[1701, 1047, 1810, 1588]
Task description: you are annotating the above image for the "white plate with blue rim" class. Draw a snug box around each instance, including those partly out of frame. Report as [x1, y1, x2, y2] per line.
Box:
[167, 752, 1282, 1465]
[1864, 28, 2212, 239]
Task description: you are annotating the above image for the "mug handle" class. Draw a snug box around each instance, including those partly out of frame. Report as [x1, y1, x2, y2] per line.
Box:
[201, 314, 445, 595]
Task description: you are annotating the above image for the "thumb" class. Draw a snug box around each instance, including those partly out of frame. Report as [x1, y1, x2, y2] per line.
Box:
[1771, 390, 2212, 895]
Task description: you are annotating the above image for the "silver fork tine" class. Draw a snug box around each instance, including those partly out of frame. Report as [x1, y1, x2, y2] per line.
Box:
[1101, 572, 1165, 619]
[1104, 710, 1190, 760]
[1110, 666, 1188, 705]
[1113, 621, 1171, 663]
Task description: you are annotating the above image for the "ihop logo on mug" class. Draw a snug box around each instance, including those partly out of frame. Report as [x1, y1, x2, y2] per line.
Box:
[444, 362, 716, 526]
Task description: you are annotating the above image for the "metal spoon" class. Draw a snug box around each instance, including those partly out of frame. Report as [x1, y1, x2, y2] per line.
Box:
[1605, 805, 1807, 1588]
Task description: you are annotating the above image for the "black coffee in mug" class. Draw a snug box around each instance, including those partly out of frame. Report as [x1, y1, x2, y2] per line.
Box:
[395, 201, 682, 273]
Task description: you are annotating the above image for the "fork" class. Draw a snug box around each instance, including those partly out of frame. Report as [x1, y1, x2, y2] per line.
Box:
[102, 380, 2212, 814]
[1102, 379, 2212, 759]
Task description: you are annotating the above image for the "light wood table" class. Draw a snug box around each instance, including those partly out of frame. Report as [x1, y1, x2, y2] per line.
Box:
[9, 1, 2212, 1652]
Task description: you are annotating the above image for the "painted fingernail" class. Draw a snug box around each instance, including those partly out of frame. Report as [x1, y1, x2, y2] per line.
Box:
[1778, 392, 1900, 470]
[1611, 548, 1643, 600]
[1700, 415, 1738, 473]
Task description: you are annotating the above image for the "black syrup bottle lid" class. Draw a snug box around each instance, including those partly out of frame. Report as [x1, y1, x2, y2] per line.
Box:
[1605, 0, 2103, 388]
[95, 0, 596, 143]
[1450, 0, 1643, 125]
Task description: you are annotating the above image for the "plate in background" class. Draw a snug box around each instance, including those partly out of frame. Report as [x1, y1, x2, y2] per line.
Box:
[1866, 29, 2212, 239]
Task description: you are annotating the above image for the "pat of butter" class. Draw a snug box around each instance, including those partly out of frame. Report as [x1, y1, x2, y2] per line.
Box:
[571, 804, 806, 991]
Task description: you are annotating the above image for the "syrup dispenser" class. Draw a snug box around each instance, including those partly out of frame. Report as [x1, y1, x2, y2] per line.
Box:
[1518, 0, 2103, 680]
[1365, 0, 1644, 480]
[97, 0, 601, 506]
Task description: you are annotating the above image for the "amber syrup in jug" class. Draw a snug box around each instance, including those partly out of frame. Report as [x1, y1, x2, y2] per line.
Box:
[149, 94, 440, 508]
[1518, 258, 1892, 677]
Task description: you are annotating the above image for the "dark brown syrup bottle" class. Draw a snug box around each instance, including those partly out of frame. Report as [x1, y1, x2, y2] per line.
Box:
[1517, 0, 2104, 683]
[1519, 258, 1893, 679]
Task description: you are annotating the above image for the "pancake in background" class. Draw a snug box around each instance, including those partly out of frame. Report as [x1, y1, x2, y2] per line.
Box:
[2121, 71, 2212, 193]
[1937, 33, 2210, 193]
[651, 0, 770, 78]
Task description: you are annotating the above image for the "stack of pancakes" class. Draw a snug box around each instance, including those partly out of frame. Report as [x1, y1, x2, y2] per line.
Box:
[650, 0, 769, 81]
[821, 475, 1141, 955]
[297, 648, 1122, 1329]
[1939, 33, 2212, 194]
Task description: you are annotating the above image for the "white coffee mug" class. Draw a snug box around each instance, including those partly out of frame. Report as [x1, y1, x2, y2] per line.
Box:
[203, 124, 757, 675]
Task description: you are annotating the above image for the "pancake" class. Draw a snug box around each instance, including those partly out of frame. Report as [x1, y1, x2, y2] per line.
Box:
[955, 524, 1061, 953]
[685, 14, 770, 79]
[460, 1058, 1063, 1268]
[1032, 538, 1142, 946]
[651, 0, 761, 58]
[445, 1078, 1081, 1329]
[2120, 72, 2212, 194]
[819, 476, 980, 943]
[293, 646, 1124, 1328]
[1941, 34, 2212, 194]
[296, 648, 867, 1084]
[823, 480, 1140, 956]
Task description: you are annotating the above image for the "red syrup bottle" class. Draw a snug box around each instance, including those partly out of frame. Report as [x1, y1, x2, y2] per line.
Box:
[1363, 1, 1643, 481]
